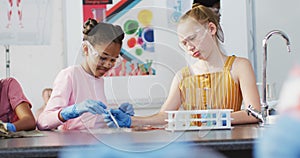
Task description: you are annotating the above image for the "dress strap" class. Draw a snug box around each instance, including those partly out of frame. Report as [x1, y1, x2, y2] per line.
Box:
[224, 55, 236, 71]
[181, 66, 191, 79]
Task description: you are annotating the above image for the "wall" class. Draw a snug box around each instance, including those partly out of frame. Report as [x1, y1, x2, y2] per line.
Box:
[0, 0, 64, 117]
[255, 0, 300, 99]
[64, 0, 83, 66]
[221, 1, 250, 58]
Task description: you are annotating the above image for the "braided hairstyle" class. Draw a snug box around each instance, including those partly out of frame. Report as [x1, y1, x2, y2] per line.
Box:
[179, 3, 224, 43]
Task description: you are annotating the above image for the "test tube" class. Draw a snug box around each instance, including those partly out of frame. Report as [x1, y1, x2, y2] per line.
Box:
[204, 87, 212, 126]
[185, 88, 191, 110]
[195, 88, 201, 110]
[195, 88, 202, 126]
[204, 87, 211, 109]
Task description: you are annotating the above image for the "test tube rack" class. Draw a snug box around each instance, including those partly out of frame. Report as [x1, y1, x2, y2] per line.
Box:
[165, 109, 233, 131]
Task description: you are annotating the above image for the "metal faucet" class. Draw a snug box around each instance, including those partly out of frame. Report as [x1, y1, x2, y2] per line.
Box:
[247, 30, 291, 126]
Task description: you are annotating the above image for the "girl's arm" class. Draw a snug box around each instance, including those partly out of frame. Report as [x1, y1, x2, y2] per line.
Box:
[37, 69, 72, 130]
[5, 77, 36, 131]
[13, 102, 36, 131]
[231, 57, 261, 125]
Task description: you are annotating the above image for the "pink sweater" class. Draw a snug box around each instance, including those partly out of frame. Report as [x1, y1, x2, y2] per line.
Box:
[37, 65, 108, 130]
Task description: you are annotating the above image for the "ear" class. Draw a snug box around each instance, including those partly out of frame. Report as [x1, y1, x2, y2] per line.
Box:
[207, 22, 217, 36]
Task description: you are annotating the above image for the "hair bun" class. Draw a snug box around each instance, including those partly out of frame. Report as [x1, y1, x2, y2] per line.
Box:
[192, 3, 201, 9]
[83, 18, 98, 36]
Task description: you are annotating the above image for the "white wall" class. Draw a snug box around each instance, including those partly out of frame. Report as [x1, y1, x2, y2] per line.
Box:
[64, 0, 83, 66]
[0, 0, 64, 117]
[221, 1, 250, 58]
[255, 0, 300, 99]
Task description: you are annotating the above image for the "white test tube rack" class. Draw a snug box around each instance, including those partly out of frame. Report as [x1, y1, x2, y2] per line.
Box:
[165, 109, 233, 131]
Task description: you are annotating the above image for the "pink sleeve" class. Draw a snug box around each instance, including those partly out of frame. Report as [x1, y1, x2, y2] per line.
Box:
[7, 78, 31, 110]
[37, 69, 72, 130]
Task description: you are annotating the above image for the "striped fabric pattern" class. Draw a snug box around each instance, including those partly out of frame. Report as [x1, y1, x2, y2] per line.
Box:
[179, 56, 242, 112]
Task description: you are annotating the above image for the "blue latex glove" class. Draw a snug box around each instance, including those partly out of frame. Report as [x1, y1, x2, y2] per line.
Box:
[2, 122, 16, 132]
[60, 100, 107, 121]
[6, 123, 16, 132]
[104, 109, 131, 128]
[119, 102, 134, 116]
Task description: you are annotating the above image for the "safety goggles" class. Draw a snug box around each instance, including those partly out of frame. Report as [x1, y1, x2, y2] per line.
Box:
[178, 29, 208, 51]
[84, 41, 118, 65]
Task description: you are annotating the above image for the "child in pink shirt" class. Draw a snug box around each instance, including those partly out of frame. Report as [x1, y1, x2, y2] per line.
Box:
[37, 21, 132, 130]
[0, 77, 36, 132]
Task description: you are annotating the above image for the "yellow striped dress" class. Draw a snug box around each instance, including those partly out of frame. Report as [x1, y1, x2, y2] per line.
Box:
[179, 56, 242, 125]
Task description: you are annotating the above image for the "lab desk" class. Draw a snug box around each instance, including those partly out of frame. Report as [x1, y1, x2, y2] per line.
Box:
[0, 124, 261, 158]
